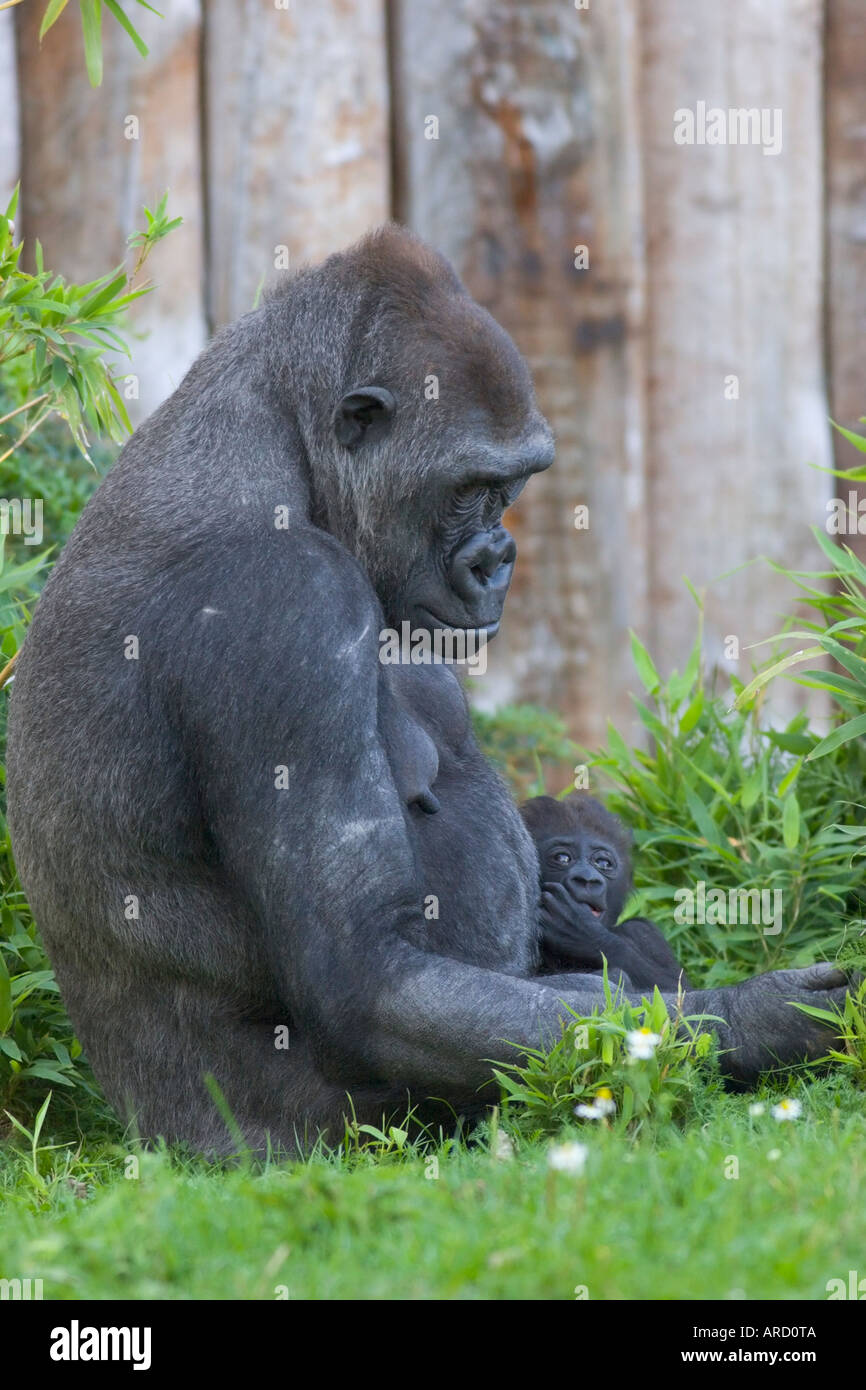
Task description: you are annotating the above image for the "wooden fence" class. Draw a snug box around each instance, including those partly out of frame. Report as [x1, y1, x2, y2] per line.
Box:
[1, 0, 865, 749]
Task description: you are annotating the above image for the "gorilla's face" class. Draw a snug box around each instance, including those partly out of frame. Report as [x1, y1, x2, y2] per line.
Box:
[536, 827, 628, 932]
[519, 795, 635, 934]
[404, 435, 553, 637]
[331, 399, 553, 636]
[329, 283, 553, 636]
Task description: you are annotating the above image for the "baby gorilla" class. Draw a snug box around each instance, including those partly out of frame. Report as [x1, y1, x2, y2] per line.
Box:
[520, 793, 690, 992]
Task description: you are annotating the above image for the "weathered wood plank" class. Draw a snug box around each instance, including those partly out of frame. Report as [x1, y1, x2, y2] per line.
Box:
[640, 0, 831, 718]
[203, 0, 390, 329]
[825, 0, 866, 559]
[0, 8, 18, 205]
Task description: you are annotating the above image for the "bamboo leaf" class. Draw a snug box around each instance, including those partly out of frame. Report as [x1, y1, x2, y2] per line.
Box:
[629, 630, 661, 695]
[80, 0, 103, 88]
[776, 759, 802, 798]
[782, 792, 801, 850]
[39, 0, 70, 40]
[678, 689, 704, 735]
[733, 647, 824, 708]
[831, 420, 866, 454]
[104, 0, 149, 55]
[805, 711, 866, 762]
[0, 952, 11, 1032]
[821, 636, 866, 686]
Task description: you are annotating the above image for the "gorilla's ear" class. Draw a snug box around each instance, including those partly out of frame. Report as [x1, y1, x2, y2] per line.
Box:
[333, 386, 396, 449]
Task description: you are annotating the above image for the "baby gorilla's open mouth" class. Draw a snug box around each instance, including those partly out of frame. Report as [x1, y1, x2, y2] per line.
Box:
[567, 895, 604, 918]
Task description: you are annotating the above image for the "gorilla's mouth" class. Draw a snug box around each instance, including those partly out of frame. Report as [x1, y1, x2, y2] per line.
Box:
[568, 896, 604, 918]
[415, 607, 501, 640]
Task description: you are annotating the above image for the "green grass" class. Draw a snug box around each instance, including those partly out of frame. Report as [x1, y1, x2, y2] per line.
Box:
[1, 1077, 864, 1300]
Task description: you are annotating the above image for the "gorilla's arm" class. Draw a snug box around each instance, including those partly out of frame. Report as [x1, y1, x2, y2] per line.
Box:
[534, 964, 847, 1080]
[192, 535, 848, 1090]
[616, 917, 691, 991]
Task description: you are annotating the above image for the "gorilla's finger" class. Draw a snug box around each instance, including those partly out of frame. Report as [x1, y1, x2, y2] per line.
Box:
[540, 889, 570, 919]
[791, 964, 848, 991]
[541, 881, 575, 905]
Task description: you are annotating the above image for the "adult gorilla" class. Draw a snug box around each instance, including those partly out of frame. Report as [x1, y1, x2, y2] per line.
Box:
[7, 227, 848, 1153]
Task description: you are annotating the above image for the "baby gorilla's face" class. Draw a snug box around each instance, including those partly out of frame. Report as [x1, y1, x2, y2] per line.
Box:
[519, 794, 634, 937]
[534, 829, 625, 931]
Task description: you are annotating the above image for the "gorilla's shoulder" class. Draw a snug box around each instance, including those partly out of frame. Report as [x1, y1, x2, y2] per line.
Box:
[172, 521, 382, 685]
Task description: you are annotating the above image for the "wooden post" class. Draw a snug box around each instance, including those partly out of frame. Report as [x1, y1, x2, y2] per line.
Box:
[0, 9, 18, 203]
[825, 0, 866, 560]
[640, 0, 832, 717]
[203, 0, 390, 330]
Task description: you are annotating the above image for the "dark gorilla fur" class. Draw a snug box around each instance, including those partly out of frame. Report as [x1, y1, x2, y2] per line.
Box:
[6, 225, 851, 1154]
[520, 793, 690, 991]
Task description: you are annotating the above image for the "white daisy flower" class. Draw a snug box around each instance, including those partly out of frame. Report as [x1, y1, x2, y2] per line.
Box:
[748, 1102, 766, 1116]
[626, 1027, 661, 1060]
[576, 1086, 616, 1120]
[771, 1098, 802, 1122]
[547, 1141, 589, 1174]
[593, 1088, 616, 1117]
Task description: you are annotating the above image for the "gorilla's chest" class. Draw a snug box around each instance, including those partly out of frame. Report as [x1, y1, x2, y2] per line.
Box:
[380, 663, 539, 975]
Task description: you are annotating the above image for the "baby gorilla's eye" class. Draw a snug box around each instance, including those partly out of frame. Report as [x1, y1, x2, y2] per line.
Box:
[550, 851, 572, 866]
[593, 851, 616, 873]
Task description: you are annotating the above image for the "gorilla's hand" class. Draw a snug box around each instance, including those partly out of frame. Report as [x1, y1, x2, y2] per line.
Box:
[540, 880, 612, 965]
[684, 964, 849, 1083]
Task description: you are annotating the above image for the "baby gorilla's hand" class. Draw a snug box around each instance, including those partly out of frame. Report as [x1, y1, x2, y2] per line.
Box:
[539, 880, 612, 966]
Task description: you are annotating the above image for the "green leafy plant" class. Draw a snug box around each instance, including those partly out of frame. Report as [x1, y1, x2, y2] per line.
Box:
[0, 191, 179, 1119]
[0, 783, 94, 1110]
[494, 975, 719, 1140]
[581, 594, 866, 986]
[736, 524, 866, 762]
[0, 391, 107, 576]
[0, 186, 179, 466]
[32, 0, 163, 88]
[472, 703, 578, 799]
[796, 976, 866, 1086]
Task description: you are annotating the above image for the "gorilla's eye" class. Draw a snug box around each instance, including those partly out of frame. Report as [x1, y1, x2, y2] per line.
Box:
[593, 851, 617, 874]
[454, 483, 488, 507]
[550, 850, 572, 867]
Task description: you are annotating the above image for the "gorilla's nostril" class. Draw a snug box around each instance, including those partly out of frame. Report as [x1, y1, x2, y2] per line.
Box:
[449, 528, 516, 602]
